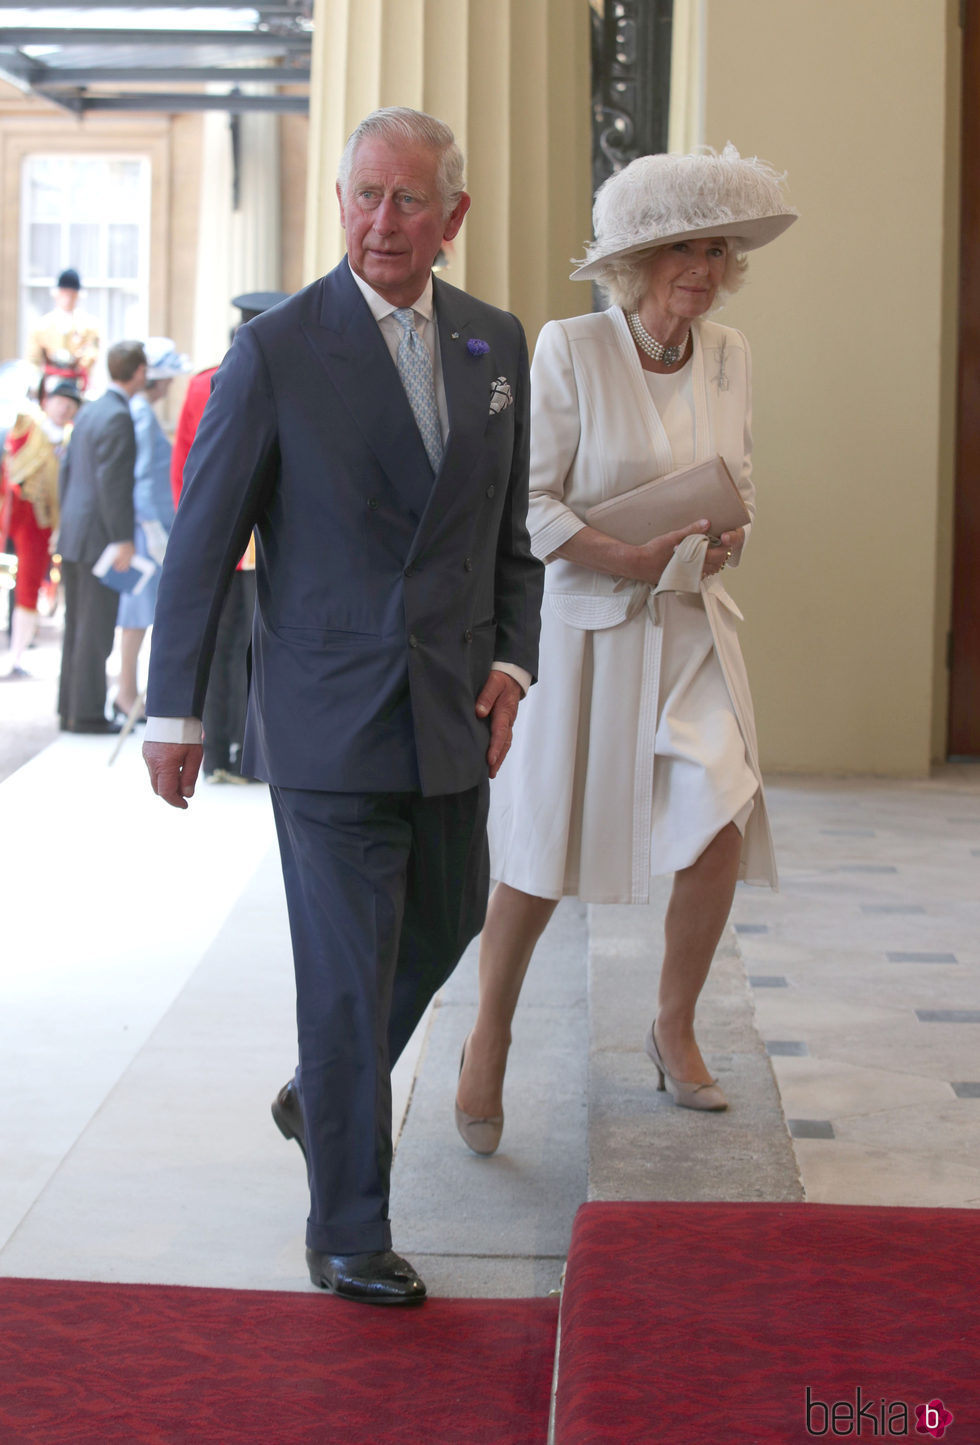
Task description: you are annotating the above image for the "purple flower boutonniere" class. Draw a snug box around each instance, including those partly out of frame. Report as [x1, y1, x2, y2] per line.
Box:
[467, 337, 490, 357]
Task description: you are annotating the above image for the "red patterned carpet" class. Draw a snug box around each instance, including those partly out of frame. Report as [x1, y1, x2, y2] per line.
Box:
[553, 1202, 979, 1444]
[0, 1279, 558, 1444]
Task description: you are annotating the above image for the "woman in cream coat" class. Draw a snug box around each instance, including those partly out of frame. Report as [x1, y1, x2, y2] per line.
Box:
[455, 146, 796, 1145]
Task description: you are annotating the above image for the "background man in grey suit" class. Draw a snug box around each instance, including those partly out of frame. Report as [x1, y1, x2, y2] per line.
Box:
[142, 109, 543, 1306]
[58, 340, 147, 733]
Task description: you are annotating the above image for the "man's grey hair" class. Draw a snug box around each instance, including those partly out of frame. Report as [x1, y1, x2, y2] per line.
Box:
[337, 107, 466, 215]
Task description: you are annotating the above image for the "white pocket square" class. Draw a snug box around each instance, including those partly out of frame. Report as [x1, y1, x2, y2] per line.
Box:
[489, 377, 513, 415]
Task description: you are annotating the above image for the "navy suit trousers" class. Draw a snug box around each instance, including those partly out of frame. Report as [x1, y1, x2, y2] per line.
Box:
[269, 780, 490, 1254]
[58, 561, 120, 726]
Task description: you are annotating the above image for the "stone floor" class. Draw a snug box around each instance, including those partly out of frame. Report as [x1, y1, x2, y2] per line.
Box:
[1, 619, 978, 1302]
[735, 770, 980, 1209]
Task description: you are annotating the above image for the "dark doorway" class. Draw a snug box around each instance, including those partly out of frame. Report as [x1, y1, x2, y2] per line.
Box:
[590, 0, 674, 194]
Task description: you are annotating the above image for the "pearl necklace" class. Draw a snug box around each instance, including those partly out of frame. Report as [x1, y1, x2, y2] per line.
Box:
[626, 311, 689, 366]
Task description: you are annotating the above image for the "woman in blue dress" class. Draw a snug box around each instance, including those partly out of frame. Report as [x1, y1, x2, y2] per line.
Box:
[115, 339, 190, 718]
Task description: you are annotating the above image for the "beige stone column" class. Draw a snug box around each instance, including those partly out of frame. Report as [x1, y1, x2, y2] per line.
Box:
[668, 0, 705, 153]
[193, 94, 282, 369]
[303, 0, 591, 347]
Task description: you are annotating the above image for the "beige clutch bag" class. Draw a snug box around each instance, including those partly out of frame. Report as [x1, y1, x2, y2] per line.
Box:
[584, 454, 750, 545]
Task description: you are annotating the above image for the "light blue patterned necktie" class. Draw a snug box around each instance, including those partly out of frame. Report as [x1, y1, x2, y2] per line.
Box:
[392, 307, 444, 474]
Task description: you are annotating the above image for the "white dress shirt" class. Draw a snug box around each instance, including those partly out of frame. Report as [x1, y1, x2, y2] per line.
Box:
[145, 262, 529, 747]
[347, 266, 450, 446]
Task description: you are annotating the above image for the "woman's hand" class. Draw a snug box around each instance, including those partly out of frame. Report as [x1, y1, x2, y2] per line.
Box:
[702, 525, 745, 579]
[632, 518, 711, 585]
[555, 518, 710, 586]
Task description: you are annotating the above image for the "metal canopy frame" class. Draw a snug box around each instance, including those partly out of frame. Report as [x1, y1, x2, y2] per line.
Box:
[0, 0, 311, 114]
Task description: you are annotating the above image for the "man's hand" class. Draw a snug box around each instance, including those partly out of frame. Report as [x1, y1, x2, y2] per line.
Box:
[142, 740, 204, 809]
[112, 541, 136, 571]
[475, 671, 523, 780]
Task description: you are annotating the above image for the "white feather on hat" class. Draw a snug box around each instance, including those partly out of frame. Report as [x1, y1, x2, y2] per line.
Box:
[571, 143, 797, 281]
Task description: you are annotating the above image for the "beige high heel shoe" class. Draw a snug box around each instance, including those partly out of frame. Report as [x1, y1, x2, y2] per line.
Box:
[454, 1036, 504, 1155]
[645, 1022, 728, 1112]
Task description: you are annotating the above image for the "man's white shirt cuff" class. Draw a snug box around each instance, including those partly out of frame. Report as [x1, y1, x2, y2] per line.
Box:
[144, 716, 203, 744]
[491, 662, 531, 696]
[145, 669, 529, 746]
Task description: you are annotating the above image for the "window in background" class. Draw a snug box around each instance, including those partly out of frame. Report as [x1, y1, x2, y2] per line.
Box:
[20, 154, 151, 392]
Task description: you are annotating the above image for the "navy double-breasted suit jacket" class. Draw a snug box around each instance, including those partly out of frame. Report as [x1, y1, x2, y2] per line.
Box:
[146, 260, 543, 795]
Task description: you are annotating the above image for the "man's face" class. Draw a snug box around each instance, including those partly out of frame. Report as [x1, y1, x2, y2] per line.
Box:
[55, 287, 79, 312]
[42, 393, 79, 427]
[120, 359, 148, 394]
[338, 137, 470, 307]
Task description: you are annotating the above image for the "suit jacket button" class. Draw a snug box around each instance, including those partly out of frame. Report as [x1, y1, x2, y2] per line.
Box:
[408, 634, 419, 649]
[485, 485, 495, 498]
[463, 629, 473, 643]
[463, 556, 473, 571]
[367, 497, 379, 510]
[404, 565, 415, 577]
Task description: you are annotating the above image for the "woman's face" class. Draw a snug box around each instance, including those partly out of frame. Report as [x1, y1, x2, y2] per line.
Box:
[641, 238, 728, 325]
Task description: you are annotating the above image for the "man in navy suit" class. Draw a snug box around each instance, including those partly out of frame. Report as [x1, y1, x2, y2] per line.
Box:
[142, 108, 543, 1305]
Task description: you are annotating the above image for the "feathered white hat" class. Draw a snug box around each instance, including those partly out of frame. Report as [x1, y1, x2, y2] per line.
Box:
[571, 143, 797, 281]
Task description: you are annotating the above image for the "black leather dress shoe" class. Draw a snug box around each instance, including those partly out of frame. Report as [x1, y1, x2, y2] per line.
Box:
[271, 1080, 307, 1161]
[306, 1248, 427, 1306]
[63, 718, 123, 735]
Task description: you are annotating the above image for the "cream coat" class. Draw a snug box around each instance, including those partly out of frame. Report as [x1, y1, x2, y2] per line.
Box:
[489, 308, 777, 900]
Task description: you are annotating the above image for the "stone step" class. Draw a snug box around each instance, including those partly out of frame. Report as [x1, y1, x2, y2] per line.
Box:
[391, 883, 800, 1298]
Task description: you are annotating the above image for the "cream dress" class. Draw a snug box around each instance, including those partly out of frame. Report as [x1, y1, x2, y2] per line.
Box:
[488, 309, 777, 904]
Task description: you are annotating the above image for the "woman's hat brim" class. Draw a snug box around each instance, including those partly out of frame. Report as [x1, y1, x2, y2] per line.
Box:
[569, 211, 798, 281]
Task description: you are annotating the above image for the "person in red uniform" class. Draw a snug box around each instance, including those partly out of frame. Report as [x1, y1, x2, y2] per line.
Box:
[27, 269, 100, 396]
[2, 377, 81, 677]
[170, 291, 288, 780]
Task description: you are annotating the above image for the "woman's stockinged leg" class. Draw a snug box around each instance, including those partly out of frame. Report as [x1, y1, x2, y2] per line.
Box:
[656, 821, 743, 1085]
[456, 881, 559, 1120]
[116, 626, 146, 713]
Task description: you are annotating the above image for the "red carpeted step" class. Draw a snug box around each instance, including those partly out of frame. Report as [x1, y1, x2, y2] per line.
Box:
[0, 1279, 558, 1444]
[554, 1201, 978, 1443]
